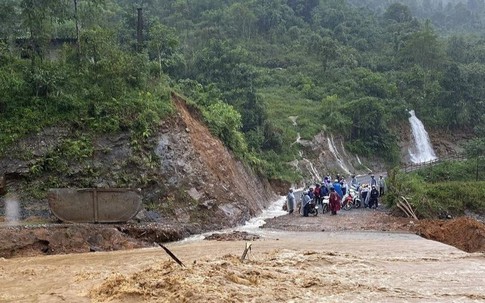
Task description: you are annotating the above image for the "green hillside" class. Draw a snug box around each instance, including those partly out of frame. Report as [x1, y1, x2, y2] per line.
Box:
[1, 0, 484, 182]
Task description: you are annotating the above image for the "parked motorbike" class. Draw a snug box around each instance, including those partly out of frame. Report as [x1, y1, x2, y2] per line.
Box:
[320, 196, 329, 214]
[350, 186, 362, 208]
[299, 189, 319, 216]
[308, 201, 318, 216]
[342, 187, 361, 211]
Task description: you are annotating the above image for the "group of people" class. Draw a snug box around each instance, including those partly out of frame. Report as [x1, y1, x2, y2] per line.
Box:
[352, 174, 386, 209]
[286, 174, 387, 216]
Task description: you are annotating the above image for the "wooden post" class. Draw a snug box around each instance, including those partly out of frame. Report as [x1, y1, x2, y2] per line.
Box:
[136, 8, 143, 52]
[477, 157, 479, 182]
[0, 174, 5, 195]
[74, 0, 81, 60]
[240, 242, 252, 262]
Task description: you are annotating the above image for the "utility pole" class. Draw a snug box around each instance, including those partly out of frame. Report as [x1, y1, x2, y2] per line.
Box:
[476, 157, 480, 181]
[136, 7, 143, 52]
[74, 0, 81, 61]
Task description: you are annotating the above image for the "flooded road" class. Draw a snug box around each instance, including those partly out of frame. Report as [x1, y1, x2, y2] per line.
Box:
[1, 230, 485, 302]
[1, 196, 485, 302]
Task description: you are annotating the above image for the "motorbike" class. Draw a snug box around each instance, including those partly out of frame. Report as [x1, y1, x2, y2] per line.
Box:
[342, 187, 361, 211]
[308, 201, 318, 216]
[320, 196, 329, 214]
[299, 190, 319, 216]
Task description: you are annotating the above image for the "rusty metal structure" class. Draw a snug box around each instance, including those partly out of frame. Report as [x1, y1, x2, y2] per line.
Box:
[48, 188, 142, 223]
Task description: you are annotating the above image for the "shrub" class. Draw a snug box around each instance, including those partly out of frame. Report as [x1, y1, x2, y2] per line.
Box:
[386, 168, 485, 218]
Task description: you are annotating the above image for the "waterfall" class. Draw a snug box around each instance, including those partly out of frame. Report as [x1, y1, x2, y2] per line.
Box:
[408, 110, 438, 164]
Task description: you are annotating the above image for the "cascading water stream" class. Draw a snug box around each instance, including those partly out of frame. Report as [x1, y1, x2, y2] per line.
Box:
[327, 134, 351, 175]
[408, 110, 438, 164]
[179, 195, 290, 243]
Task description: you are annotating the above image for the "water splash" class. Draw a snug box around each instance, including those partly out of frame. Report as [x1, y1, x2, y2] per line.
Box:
[179, 195, 290, 243]
[288, 116, 298, 126]
[408, 110, 438, 164]
[5, 195, 20, 226]
[291, 132, 301, 146]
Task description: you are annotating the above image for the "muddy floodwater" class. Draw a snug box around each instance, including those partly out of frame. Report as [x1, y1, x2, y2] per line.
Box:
[1, 230, 484, 303]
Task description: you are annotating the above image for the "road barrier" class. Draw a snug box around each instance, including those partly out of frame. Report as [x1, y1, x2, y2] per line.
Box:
[402, 155, 467, 173]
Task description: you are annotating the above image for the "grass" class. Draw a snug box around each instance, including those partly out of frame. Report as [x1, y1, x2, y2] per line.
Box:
[260, 86, 326, 140]
[386, 160, 485, 218]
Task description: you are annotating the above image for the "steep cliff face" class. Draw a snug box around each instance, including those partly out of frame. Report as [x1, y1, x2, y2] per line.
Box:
[292, 121, 473, 183]
[0, 93, 276, 235]
[397, 120, 473, 164]
[288, 132, 379, 184]
[151, 94, 276, 230]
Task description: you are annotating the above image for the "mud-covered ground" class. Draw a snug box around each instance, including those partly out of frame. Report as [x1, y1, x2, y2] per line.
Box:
[1, 205, 485, 303]
[263, 206, 485, 253]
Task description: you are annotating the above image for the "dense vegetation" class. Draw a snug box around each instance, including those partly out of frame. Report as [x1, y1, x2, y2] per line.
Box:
[349, 0, 485, 34]
[1, 0, 484, 182]
[385, 159, 485, 218]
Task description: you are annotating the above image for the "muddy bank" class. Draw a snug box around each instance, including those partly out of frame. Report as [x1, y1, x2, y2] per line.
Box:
[0, 223, 186, 258]
[416, 217, 485, 253]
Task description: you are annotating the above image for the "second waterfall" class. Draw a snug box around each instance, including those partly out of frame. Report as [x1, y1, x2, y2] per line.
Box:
[408, 110, 438, 164]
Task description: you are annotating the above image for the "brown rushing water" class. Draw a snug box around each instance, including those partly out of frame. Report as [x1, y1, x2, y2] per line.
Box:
[1, 230, 485, 303]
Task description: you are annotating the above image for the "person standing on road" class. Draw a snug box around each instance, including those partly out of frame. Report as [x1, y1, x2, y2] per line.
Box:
[320, 183, 329, 199]
[341, 179, 348, 196]
[378, 175, 386, 197]
[350, 175, 360, 190]
[369, 185, 379, 209]
[329, 187, 341, 215]
[333, 179, 343, 199]
[313, 184, 321, 205]
[287, 188, 295, 214]
[302, 190, 311, 217]
[361, 184, 370, 208]
[370, 175, 377, 187]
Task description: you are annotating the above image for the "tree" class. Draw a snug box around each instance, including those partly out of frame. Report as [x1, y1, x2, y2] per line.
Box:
[203, 101, 247, 154]
[224, 3, 256, 41]
[399, 22, 446, 69]
[0, 0, 21, 40]
[19, 0, 70, 64]
[383, 3, 412, 23]
[446, 36, 468, 64]
[287, 0, 319, 22]
[147, 21, 180, 78]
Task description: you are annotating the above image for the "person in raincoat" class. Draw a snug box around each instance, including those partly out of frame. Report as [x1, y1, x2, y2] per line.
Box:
[370, 175, 377, 187]
[378, 175, 386, 196]
[287, 188, 295, 214]
[301, 190, 311, 217]
[332, 179, 343, 199]
[329, 187, 341, 215]
[350, 175, 360, 190]
[369, 185, 379, 209]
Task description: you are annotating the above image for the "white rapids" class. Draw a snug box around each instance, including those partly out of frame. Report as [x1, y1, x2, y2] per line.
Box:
[179, 195, 290, 243]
